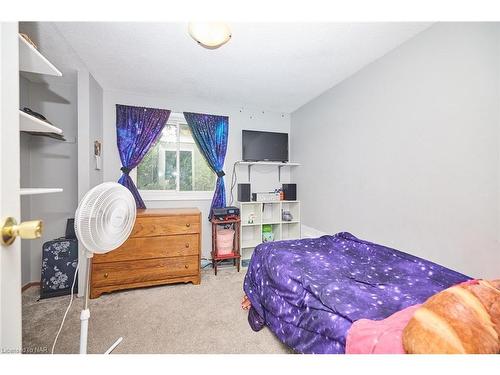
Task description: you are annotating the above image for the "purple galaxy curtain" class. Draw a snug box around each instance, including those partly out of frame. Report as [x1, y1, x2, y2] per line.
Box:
[183, 112, 229, 218]
[116, 104, 171, 208]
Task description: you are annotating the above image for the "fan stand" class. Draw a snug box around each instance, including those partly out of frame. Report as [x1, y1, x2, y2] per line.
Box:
[79, 251, 123, 354]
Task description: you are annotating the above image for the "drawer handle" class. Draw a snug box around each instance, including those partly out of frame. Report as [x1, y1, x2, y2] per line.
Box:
[185, 243, 190, 248]
[184, 264, 189, 269]
[104, 273, 109, 278]
[185, 223, 191, 228]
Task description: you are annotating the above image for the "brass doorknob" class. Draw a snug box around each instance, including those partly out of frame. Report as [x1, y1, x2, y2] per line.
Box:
[1, 217, 43, 246]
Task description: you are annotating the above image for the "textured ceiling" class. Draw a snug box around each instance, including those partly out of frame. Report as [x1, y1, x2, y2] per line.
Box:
[41, 22, 431, 112]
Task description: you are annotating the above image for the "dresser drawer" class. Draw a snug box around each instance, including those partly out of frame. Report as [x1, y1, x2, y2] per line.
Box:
[92, 256, 199, 288]
[93, 234, 199, 264]
[131, 215, 200, 237]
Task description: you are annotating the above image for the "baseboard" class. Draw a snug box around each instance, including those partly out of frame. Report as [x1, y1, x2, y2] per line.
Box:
[301, 224, 328, 238]
[22, 281, 40, 292]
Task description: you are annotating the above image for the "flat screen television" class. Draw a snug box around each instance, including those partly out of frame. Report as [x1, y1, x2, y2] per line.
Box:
[242, 130, 289, 162]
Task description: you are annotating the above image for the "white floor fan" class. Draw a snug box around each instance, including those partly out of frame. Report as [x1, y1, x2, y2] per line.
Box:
[54, 182, 136, 354]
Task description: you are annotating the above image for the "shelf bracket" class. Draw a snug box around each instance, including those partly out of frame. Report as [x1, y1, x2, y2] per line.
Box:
[247, 164, 252, 182]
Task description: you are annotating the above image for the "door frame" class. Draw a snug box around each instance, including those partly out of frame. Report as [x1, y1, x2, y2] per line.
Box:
[0, 21, 22, 353]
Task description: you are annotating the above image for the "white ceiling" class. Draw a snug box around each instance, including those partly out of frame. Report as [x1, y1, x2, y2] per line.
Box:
[48, 22, 432, 113]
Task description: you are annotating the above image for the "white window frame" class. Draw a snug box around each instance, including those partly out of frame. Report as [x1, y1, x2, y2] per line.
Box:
[133, 112, 215, 201]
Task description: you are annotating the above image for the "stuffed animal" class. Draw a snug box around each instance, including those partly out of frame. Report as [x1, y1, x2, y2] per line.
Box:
[403, 279, 500, 354]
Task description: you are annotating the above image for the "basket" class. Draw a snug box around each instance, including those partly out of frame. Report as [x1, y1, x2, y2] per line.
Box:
[217, 228, 235, 255]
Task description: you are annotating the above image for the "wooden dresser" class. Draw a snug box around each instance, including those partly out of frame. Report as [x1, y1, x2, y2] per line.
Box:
[90, 208, 201, 298]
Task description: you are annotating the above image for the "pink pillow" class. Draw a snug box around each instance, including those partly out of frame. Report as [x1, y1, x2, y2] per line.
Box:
[345, 304, 421, 354]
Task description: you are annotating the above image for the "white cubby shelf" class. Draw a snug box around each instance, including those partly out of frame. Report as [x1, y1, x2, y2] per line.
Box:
[238, 200, 301, 267]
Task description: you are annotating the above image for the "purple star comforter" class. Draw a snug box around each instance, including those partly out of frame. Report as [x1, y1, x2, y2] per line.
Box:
[243, 232, 470, 354]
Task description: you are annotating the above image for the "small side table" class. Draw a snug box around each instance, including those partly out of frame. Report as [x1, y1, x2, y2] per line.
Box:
[210, 217, 241, 275]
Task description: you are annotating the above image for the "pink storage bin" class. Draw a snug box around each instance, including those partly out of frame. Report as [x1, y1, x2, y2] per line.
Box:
[217, 228, 235, 255]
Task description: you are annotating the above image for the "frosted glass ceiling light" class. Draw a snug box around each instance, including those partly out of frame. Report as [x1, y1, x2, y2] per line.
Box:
[188, 22, 232, 49]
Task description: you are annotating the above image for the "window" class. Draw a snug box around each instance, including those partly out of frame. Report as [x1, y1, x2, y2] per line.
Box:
[136, 113, 216, 199]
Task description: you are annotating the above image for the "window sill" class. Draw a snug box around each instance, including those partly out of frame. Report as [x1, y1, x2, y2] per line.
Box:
[139, 190, 214, 201]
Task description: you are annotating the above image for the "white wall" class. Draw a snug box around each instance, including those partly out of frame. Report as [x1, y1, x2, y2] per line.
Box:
[76, 70, 104, 295]
[89, 74, 104, 188]
[291, 23, 500, 279]
[102, 89, 291, 257]
[77, 70, 104, 195]
[19, 80, 78, 283]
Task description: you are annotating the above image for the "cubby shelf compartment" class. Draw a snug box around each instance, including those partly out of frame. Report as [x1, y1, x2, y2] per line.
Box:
[282, 222, 301, 241]
[241, 241, 263, 249]
[19, 110, 63, 135]
[19, 34, 62, 78]
[20, 188, 63, 196]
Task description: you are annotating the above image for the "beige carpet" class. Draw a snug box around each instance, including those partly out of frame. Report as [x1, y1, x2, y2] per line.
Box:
[22, 268, 291, 354]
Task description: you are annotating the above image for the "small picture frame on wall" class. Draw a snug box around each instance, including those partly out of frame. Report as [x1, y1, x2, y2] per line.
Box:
[94, 140, 101, 156]
[94, 140, 102, 170]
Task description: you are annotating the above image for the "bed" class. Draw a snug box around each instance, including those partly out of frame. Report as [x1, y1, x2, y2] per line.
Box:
[243, 232, 470, 354]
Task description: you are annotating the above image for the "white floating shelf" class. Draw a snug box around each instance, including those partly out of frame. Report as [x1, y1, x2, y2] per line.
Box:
[18, 34, 62, 77]
[19, 110, 63, 135]
[236, 161, 300, 166]
[235, 160, 300, 182]
[20, 188, 63, 196]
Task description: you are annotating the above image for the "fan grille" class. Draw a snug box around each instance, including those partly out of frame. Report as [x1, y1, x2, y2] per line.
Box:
[75, 182, 136, 254]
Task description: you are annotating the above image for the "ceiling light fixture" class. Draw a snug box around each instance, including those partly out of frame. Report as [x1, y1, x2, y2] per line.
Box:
[188, 22, 232, 49]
